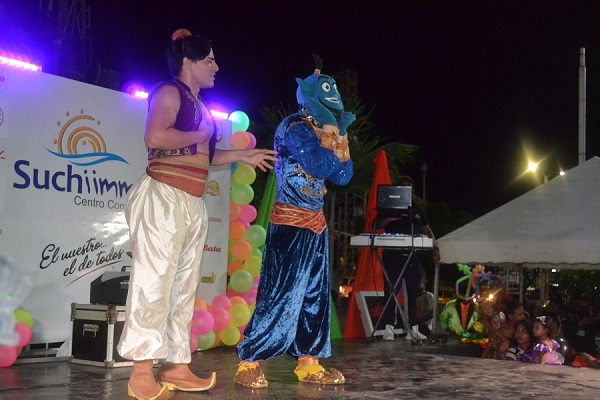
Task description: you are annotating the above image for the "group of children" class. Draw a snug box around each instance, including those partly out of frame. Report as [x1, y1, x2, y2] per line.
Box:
[479, 299, 564, 364]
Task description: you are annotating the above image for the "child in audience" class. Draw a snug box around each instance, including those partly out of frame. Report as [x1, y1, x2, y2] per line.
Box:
[504, 319, 534, 362]
[531, 315, 562, 365]
[481, 312, 509, 359]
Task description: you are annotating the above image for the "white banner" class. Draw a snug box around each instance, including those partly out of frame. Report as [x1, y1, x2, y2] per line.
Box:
[0, 68, 230, 344]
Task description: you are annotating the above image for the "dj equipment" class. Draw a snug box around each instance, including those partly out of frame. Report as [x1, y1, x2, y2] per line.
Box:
[350, 233, 433, 249]
[351, 232, 433, 341]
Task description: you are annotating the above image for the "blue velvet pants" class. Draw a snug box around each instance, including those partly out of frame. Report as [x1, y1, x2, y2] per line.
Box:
[237, 223, 331, 361]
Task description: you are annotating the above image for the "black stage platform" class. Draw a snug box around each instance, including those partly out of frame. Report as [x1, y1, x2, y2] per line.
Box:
[2, 336, 600, 399]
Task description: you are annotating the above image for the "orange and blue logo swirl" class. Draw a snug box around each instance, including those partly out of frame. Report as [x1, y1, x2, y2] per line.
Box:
[47, 110, 128, 166]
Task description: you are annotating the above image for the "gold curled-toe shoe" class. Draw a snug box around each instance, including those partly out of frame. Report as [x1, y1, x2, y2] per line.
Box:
[127, 383, 170, 400]
[294, 365, 346, 385]
[233, 362, 269, 389]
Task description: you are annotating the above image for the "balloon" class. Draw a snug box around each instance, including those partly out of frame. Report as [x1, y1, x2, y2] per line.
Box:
[229, 221, 246, 240]
[226, 288, 243, 298]
[228, 111, 250, 132]
[232, 163, 256, 185]
[243, 255, 262, 277]
[210, 307, 231, 332]
[212, 331, 221, 348]
[211, 295, 232, 310]
[190, 334, 199, 353]
[230, 184, 254, 206]
[191, 310, 214, 335]
[239, 205, 257, 224]
[229, 296, 248, 307]
[252, 247, 263, 259]
[220, 324, 241, 346]
[0, 346, 18, 368]
[246, 132, 256, 150]
[15, 323, 32, 348]
[230, 202, 241, 221]
[231, 131, 250, 150]
[229, 304, 251, 327]
[248, 303, 256, 315]
[243, 225, 267, 248]
[197, 330, 216, 351]
[243, 288, 258, 305]
[227, 262, 244, 277]
[14, 310, 33, 329]
[230, 269, 254, 293]
[230, 161, 238, 175]
[194, 297, 208, 311]
[231, 239, 253, 261]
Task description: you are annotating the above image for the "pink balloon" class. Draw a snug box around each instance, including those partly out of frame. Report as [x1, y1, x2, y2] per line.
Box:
[191, 310, 214, 335]
[226, 288, 242, 298]
[15, 322, 32, 348]
[210, 307, 231, 332]
[243, 288, 258, 305]
[211, 295, 232, 310]
[239, 205, 257, 224]
[190, 334, 199, 353]
[246, 132, 256, 150]
[0, 346, 18, 368]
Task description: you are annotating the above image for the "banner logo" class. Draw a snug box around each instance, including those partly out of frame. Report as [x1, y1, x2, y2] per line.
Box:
[47, 109, 128, 166]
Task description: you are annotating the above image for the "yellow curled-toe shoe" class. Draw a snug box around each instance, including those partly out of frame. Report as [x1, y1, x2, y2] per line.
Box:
[157, 363, 216, 392]
[233, 361, 269, 388]
[294, 364, 346, 385]
[127, 360, 170, 400]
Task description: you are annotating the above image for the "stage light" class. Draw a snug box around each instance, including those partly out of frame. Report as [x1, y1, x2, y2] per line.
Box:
[0, 50, 42, 71]
[210, 110, 229, 120]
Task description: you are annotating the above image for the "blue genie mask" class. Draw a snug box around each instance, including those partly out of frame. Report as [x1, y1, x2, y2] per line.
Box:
[295, 54, 344, 126]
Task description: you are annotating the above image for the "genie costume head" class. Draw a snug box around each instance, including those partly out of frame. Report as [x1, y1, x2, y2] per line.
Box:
[296, 54, 344, 125]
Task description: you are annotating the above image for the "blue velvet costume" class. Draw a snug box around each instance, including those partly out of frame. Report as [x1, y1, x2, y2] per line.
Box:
[237, 66, 354, 362]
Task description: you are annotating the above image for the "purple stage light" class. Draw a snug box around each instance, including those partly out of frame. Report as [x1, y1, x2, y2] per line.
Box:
[0, 50, 42, 71]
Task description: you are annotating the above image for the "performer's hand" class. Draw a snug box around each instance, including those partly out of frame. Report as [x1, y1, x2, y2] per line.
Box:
[243, 149, 279, 172]
[337, 111, 356, 135]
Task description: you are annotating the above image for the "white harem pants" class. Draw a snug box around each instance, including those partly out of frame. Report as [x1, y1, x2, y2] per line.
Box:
[117, 175, 208, 363]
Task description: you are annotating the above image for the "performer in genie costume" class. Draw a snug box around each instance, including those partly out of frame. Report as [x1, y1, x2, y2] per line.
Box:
[234, 55, 355, 388]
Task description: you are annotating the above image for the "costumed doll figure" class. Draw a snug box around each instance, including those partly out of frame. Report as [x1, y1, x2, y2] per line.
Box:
[235, 55, 355, 388]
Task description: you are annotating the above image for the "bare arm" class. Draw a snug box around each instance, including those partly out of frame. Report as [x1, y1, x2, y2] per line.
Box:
[211, 148, 279, 172]
[144, 85, 213, 150]
[422, 225, 440, 262]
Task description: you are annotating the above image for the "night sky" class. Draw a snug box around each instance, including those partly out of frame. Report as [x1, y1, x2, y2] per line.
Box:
[3, 1, 600, 217]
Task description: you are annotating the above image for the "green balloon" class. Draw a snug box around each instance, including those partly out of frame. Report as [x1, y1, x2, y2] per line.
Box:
[231, 184, 254, 205]
[14, 310, 34, 329]
[243, 225, 267, 248]
[232, 163, 256, 185]
[197, 330, 216, 351]
[230, 269, 254, 293]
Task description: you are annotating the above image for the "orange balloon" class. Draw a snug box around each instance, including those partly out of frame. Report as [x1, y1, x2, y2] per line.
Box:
[231, 131, 250, 149]
[16, 347, 23, 357]
[230, 202, 241, 221]
[212, 331, 221, 348]
[229, 221, 246, 240]
[230, 239, 252, 260]
[194, 297, 208, 311]
[227, 262, 244, 276]
[229, 296, 248, 307]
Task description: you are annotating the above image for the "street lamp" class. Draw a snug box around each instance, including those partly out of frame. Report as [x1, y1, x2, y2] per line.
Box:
[527, 161, 548, 184]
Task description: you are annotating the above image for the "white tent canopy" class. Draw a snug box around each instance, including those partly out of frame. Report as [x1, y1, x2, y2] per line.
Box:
[438, 156, 600, 270]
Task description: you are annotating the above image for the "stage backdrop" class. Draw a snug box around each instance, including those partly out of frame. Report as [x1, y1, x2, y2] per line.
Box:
[0, 67, 230, 344]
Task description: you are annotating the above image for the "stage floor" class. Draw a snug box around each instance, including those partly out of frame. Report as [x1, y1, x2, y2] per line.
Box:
[2, 336, 600, 399]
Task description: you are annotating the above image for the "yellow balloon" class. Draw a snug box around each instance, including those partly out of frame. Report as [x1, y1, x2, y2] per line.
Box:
[220, 324, 241, 346]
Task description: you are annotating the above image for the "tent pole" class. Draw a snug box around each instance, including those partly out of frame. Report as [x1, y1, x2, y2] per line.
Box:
[432, 263, 440, 333]
[518, 264, 524, 304]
